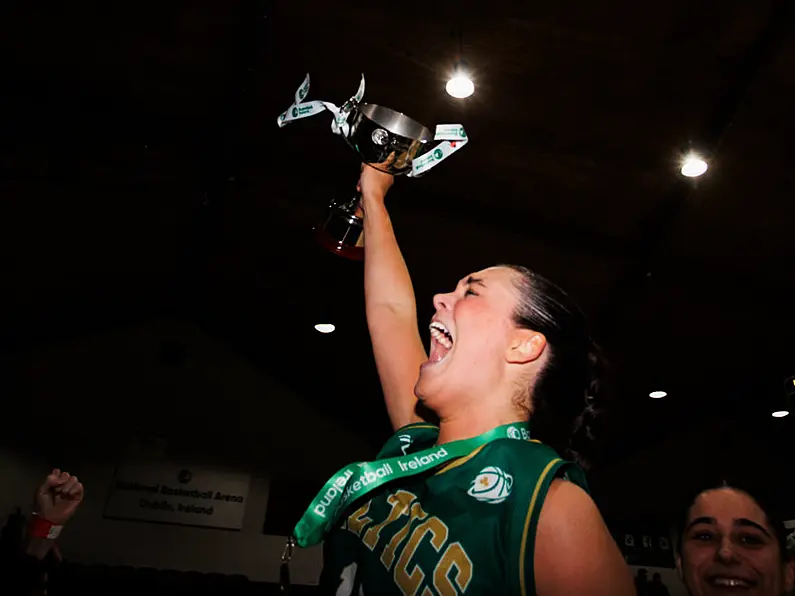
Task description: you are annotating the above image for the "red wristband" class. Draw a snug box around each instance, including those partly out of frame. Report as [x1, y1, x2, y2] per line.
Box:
[28, 514, 63, 540]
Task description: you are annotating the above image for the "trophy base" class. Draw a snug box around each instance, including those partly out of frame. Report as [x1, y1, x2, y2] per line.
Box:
[315, 202, 365, 261]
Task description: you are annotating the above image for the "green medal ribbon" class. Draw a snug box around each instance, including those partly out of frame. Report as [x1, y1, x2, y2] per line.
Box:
[292, 422, 531, 547]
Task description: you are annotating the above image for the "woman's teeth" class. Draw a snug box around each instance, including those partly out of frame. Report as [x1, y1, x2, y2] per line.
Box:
[430, 327, 452, 349]
[711, 577, 751, 588]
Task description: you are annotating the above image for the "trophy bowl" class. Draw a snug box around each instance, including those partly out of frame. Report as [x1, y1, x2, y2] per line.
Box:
[316, 104, 434, 260]
[346, 104, 434, 174]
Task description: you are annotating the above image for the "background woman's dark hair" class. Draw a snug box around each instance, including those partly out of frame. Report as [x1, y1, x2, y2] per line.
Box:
[502, 264, 603, 470]
[673, 479, 792, 560]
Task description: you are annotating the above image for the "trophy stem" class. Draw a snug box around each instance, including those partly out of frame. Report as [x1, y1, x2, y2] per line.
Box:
[315, 190, 365, 260]
[341, 194, 364, 218]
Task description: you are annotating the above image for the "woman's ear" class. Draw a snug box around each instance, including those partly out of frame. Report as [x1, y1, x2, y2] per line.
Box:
[506, 330, 546, 364]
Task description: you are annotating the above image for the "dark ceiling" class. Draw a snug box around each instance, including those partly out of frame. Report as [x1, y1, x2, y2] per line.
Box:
[2, 0, 794, 518]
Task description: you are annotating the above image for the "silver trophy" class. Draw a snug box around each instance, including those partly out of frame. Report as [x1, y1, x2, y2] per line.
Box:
[277, 74, 468, 260]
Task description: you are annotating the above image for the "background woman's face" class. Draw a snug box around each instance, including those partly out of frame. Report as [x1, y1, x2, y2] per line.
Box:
[677, 488, 794, 596]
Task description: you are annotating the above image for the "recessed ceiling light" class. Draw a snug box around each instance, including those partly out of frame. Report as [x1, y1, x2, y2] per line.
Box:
[771, 410, 789, 418]
[680, 153, 708, 177]
[446, 75, 474, 99]
[649, 391, 667, 399]
[314, 323, 335, 334]
[446, 60, 474, 99]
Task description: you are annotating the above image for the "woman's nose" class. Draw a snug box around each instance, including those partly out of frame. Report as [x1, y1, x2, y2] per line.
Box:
[433, 292, 453, 312]
[715, 538, 739, 564]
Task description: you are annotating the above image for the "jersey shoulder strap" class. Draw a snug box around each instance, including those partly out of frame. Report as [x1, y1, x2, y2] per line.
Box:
[377, 422, 440, 459]
[500, 440, 589, 596]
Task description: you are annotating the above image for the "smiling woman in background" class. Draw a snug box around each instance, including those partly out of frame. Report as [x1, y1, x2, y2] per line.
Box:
[674, 481, 794, 596]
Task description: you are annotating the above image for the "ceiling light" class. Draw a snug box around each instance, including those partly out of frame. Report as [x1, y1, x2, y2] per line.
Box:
[772, 410, 789, 418]
[649, 391, 667, 399]
[446, 60, 474, 99]
[446, 75, 474, 99]
[314, 323, 335, 334]
[680, 153, 708, 177]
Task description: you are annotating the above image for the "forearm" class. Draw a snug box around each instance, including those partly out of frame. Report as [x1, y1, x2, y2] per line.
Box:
[361, 190, 426, 429]
[362, 193, 417, 319]
[23, 535, 56, 561]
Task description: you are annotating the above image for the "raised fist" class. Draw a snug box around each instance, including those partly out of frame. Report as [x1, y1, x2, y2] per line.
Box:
[34, 469, 84, 525]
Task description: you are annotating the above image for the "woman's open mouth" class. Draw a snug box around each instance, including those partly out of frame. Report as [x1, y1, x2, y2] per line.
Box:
[428, 321, 453, 364]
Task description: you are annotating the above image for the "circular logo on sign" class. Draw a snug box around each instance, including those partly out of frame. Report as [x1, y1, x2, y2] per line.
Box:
[178, 469, 192, 484]
[433, 148, 443, 160]
[298, 88, 306, 100]
[459, 127, 466, 138]
[291, 107, 298, 118]
[371, 128, 389, 146]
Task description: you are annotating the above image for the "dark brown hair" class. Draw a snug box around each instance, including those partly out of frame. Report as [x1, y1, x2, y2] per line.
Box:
[503, 264, 603, 470]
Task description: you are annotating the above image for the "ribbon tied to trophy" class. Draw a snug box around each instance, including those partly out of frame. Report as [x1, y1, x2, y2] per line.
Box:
[277, 74, 469, 260]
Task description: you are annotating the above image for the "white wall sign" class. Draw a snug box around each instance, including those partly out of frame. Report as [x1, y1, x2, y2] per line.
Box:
[104, 463, 251, 530]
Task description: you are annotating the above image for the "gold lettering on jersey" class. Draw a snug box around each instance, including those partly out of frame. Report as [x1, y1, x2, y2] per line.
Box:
[363, 490, 416, 551]
[381, 501, 428, 569]
[431, 541, 474, 595]
[356, 490, 475, 594]
[394, 516, 448, 594]
[346, 501, 373, 537]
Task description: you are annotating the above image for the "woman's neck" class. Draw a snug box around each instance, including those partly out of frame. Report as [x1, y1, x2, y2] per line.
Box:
[436, 404, 525, 445]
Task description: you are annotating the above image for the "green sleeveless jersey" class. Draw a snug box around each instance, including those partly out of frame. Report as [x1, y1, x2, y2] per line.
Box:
[319, 422, 588, 595]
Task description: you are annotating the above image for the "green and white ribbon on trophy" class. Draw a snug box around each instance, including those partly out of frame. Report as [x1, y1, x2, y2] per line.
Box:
[409, 123, 469, 177]
[276, 73, 365, 137]
[276, 73, 468, 177]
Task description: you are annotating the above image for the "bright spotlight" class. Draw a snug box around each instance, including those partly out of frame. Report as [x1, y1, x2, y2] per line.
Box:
[649, 391, 667, 399]
[314, 323, 335, 334]
[772, 410, 790, 418]
[446, 74, 474, 99]
[446, 60, 474, 99]
[681, 153, 708, 177]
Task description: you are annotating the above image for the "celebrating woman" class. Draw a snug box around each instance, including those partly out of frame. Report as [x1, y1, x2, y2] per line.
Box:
[317, 166, 634, 595]
[674, 480, 794, 596]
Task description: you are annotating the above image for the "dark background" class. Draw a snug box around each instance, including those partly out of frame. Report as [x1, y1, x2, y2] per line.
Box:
[2, 0, 793, 527]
